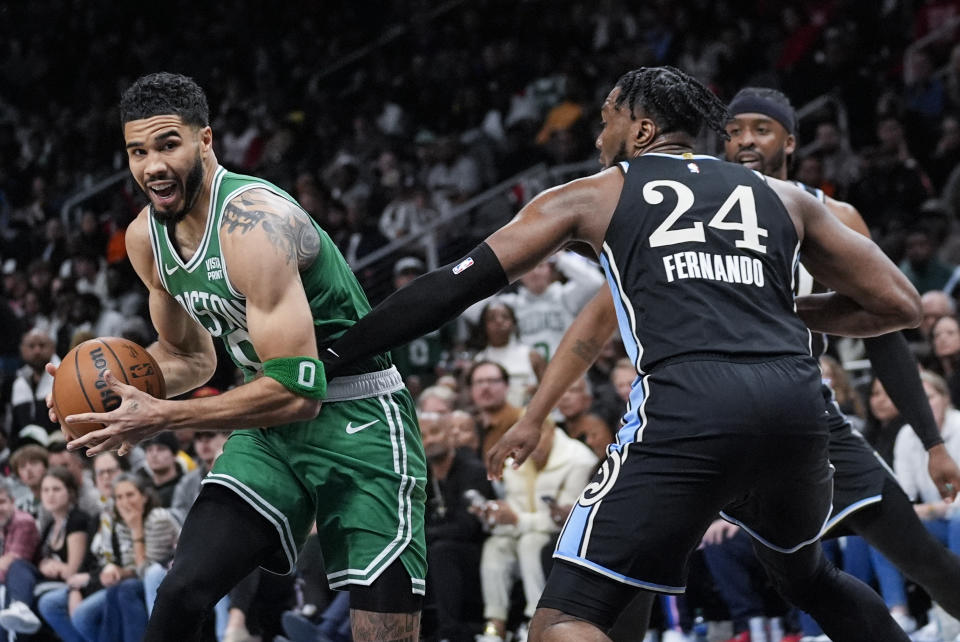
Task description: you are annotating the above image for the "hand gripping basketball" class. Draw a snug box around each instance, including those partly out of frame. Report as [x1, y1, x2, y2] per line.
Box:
[49, 337, 168, 455]
[60, 368, 169, 456]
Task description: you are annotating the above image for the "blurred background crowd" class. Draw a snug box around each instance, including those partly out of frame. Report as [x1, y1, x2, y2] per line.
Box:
[3, 1, 960, 641]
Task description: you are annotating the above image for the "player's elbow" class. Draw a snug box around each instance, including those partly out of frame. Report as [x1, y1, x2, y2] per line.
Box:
[892, 288, 923, 330]
[291, 396, 322, 421]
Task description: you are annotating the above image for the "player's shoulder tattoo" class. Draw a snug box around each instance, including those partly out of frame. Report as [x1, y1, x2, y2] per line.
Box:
[222, 190, 320, 270]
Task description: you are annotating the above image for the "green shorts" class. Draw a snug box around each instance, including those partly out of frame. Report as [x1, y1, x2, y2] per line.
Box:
[204, 387, 426, 595]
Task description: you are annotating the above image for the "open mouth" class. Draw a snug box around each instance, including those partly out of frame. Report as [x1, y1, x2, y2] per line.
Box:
[148, 181, 180, 208]
[735, 153, 762, 170]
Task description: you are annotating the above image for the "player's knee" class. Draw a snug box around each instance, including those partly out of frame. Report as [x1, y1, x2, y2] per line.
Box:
[768, 555, 833, 612]
[348, 559, 423, 614]
[530, 608, 606, 642]
[154, 567, 212, 615]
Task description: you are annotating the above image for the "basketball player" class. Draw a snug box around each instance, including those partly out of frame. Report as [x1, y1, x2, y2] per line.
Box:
[489, 87, 960, 636]
[53, 73, 425, 642]
[312, 67, 921, 641]
[724, 86, 960, 618]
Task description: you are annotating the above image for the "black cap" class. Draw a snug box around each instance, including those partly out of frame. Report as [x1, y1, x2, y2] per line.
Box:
[143, 431, 179, 454]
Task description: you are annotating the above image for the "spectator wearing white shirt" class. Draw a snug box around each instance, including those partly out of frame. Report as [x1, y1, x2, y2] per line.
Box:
[894, 371, 960, 553]
[464, 251, 604, 361]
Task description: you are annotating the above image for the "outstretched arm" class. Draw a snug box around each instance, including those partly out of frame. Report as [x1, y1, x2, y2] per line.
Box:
[811, 196, 957, 499]
[322, 169, 621, 377]
[486, 284, 617, 480]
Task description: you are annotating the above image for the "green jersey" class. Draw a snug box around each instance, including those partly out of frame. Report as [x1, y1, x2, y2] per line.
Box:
[147, 166, 389, 379]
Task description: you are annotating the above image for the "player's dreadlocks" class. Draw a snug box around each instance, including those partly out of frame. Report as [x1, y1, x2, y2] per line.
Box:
[614, 66, 730, 141]
[120, 72, 209, 128]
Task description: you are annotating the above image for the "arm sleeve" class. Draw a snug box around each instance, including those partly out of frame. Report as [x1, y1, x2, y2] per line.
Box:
[863, 332, 943, 450]
[324, 242, 508, 377]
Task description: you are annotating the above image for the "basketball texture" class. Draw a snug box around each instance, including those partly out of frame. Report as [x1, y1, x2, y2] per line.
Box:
[53, 337, 166, 439]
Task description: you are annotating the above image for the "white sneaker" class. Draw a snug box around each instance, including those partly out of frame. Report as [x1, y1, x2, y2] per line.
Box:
[0, 600, 41, 634]
[475, 634, 503, 642]
[662, 631, 690, 642]
[892, 611, 918, 634]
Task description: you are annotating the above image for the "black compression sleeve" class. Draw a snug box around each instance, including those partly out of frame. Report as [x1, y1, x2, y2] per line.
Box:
[863, 331, 943, 450]
[323, 242, 509, 377]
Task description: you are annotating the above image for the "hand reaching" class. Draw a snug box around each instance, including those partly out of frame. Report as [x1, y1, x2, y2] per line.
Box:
[485, 415, 544, 481]
[928, 443, 960, 503]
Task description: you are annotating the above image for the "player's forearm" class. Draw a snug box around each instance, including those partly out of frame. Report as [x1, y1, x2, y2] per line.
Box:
[863, 332, 943, 449]
[147, 340, 216, 398]
[795, 292, 920, 337]
[163, 377, 319, 430]
[323, 243, 508, 376]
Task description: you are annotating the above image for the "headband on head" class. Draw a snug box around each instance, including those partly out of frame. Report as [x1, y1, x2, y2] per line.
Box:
[727, 93, 796, 135]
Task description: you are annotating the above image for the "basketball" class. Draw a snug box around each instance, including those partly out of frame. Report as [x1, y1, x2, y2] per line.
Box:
[52, 337, 166, 439]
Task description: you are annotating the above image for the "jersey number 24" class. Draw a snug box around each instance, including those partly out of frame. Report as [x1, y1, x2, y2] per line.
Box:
[645, 181, 768, 254]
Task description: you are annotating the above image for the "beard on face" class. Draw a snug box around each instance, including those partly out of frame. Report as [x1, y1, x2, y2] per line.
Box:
[606, 140, 630, 168]
[149, 154, 204, 225]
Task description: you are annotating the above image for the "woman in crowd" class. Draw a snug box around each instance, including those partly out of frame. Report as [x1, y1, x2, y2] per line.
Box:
[862, 376, 906, 466]
[473, 300, 544, 407]
[895, 371, 960, 553]
[930, 315, 960, 406]
[819, 354, 867, 429]
[0, 466, 89, 635]
[38, 473, 179, 642]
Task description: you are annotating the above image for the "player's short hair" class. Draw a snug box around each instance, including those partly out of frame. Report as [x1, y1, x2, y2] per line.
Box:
[120, 72, 210, 128]
[728, 87, 797, 135]
[614, 66, 730, 140]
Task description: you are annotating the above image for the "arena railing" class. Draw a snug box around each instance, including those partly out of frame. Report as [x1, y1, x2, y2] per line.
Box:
[59, 170, 129, 227]
[351, 159, 597, 304]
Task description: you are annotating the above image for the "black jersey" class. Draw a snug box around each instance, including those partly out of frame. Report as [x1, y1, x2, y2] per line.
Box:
[601, 153, 811, 373]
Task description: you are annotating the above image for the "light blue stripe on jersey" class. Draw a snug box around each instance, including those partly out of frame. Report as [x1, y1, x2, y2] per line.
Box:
[615, 376, 648, 448]
[555, 503, 593, 558]
[552, 552, 685, 594]
[599, 251, 641, 370]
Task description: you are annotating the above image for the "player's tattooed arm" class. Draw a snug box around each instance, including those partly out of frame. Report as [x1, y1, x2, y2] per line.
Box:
[572, 336, 602, 364]
[223, 191, 321, 270]
[350, 612, 419, 642]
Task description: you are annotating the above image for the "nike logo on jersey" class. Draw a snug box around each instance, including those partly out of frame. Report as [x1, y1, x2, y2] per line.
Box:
[164, 263, 178, 276]
[345, 419, 379, 434]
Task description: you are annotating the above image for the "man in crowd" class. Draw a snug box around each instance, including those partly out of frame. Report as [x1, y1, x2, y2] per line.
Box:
[139, 432, 183, 508]
[8, 328, 58, 450]
[421, 411, 492, 642]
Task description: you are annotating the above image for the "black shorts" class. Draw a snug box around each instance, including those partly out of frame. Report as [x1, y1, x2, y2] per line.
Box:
[552, 355, 832, 595]
[820, 384, 895, 536]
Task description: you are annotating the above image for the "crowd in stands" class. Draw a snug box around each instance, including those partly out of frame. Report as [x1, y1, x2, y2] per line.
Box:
[4, 1, 960, 641]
